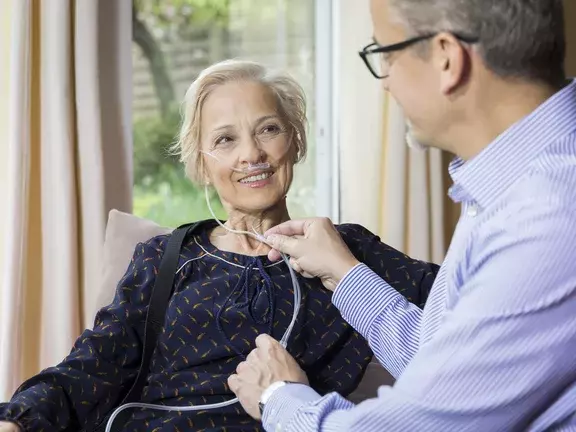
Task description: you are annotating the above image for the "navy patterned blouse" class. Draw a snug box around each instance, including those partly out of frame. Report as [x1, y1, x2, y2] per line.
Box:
[0, 221, 439, 431]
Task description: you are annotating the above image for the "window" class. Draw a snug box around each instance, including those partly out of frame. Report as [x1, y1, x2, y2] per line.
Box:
[132, 0, 325, 227]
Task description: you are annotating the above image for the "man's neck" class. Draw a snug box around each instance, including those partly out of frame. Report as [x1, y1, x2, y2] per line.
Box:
[449, 79, 566, 161]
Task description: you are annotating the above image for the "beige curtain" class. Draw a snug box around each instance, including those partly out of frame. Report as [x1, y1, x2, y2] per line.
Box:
[377, 94, 458, 263]
[334, 0, 457, 262]
[337, 0, 385, 232]
[0, 0, 133, 400]
[0, 0, 13, 276]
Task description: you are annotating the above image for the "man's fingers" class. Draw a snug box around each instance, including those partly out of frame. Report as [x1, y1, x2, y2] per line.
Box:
[236, 360, 249, 373]
[265, 234, 299, 256]
[227, 374, 240, 393]
[289, 257, 302, 273]
[246, 348, 259, 364]
[267, 248, 282, 262]
[264, 218, 314, 238]
[255, 333, 276, 349]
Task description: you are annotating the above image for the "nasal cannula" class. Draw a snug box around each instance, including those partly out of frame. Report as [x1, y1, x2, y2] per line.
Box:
[104, 181, 302, 432]
[201, 151, 274, 175]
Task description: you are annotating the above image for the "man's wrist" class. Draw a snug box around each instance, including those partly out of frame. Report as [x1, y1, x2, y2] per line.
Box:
[259, 381, 301, 415]
[262, 383, 322, 431]
[333, 258, 361, 286]
[260, 381, 287, 404]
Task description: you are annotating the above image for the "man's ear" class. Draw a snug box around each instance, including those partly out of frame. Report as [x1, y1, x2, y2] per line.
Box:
[434, 32, 470, 95]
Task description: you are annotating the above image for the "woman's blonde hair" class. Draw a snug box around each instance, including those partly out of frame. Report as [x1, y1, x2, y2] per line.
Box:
[173, 59, 308, 184]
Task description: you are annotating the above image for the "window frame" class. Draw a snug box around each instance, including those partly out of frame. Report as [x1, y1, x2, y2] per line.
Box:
[314, 0, 340, 222]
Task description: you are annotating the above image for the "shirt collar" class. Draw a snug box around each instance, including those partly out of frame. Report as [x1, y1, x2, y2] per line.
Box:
[448, 79, 576, 207]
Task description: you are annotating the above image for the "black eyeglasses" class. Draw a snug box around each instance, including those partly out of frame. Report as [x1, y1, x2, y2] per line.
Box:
[359, 33, 479, 79]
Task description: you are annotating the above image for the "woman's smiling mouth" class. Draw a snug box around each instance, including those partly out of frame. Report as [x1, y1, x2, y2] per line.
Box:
[238, 171, 274, 187]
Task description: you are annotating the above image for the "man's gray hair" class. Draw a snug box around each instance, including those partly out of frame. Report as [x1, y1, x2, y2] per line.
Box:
[390, 0, 566, 84]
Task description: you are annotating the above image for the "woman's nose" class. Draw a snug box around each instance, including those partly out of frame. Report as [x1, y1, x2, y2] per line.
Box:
[239, 134, 265, 163]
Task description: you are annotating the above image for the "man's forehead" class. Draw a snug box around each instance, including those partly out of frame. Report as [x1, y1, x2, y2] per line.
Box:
[370, 0, 406, 44]
[370, 0, 393, 23]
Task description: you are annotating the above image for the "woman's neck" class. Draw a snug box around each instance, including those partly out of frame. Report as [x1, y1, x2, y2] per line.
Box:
[210, 201, 290, 256]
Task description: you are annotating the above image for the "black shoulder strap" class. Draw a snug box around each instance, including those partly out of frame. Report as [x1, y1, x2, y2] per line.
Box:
[89, 221, 203, 432]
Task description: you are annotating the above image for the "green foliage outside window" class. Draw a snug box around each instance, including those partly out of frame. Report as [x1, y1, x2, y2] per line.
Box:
[133, 107, 226, 227]
[132, 0, 227, 227]
[132, 0, 315, 227]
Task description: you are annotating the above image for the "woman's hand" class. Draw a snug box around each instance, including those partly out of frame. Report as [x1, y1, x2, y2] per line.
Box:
[264, 218, 360, 291]
[0, 422, 21, 432]
[227, 334, 308, 420]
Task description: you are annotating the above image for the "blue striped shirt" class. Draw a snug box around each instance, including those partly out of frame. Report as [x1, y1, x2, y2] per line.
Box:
[262, 79, 576, 431]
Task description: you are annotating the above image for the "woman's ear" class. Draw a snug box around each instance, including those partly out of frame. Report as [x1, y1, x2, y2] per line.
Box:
[203, 168, 212, 186]
[198, 156, 211, 185]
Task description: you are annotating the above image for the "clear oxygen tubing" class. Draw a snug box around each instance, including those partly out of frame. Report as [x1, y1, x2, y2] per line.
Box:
[104, 186, 302, 432]
[201, 151, 272, 174]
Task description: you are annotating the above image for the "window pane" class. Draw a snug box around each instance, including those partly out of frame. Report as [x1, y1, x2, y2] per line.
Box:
[132, 0, 316, 227]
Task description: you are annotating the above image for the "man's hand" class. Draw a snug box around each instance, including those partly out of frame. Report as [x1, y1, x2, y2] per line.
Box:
[264, 218, 360, 291]
[0, 422, 21, 432]
[227, 334, 309, 420]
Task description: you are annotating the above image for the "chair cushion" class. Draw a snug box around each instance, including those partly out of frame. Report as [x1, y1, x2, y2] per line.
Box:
[95, 209, 172, 310]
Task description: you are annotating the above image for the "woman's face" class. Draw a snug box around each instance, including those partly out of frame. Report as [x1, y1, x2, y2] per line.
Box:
[199, 80, 296, 214]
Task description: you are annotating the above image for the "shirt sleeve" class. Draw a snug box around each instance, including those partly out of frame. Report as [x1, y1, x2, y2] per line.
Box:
[332, 225, 437, 378]
[0, 238, 166, 431]
[338, 224, 439, 308]
[263, 203, 576, 432]
[331, 264, 423, 378]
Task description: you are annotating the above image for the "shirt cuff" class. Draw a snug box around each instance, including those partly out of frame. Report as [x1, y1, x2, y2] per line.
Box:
[262, 384, 321, 432]
[332, 263, 404, 339]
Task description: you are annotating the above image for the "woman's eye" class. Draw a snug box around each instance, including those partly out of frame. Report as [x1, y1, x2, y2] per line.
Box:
[215, 135, 234, 146]
[261, 124, 281, 134]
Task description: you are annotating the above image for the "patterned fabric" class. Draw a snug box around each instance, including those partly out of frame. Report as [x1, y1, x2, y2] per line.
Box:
[0, 220, 438, 431]
[262, 80, 576, 431]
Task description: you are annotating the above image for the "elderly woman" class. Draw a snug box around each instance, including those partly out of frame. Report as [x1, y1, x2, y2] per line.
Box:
[0, 60, 438, 432]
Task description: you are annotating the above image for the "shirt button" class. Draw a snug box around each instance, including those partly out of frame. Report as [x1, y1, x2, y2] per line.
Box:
[275, 423, 282, 432]
[467, 203, 478, 217]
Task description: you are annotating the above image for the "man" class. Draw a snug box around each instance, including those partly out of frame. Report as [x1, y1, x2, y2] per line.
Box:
[227, 0, 576, 431]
